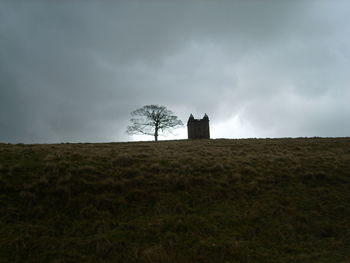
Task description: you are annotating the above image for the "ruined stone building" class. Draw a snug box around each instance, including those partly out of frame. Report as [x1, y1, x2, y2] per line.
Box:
[187, 114, 210, 139]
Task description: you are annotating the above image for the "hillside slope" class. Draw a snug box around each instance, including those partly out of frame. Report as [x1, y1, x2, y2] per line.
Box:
[1, 138, 350, 262]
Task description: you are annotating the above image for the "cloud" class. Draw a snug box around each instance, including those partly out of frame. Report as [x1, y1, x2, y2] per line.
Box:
[0, 1, 349, 143]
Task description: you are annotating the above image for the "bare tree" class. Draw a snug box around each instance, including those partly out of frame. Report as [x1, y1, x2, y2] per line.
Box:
[126, 105, 183, 141]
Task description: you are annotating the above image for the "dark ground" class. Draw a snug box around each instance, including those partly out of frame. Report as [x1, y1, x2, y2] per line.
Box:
[1, 138, 350, 262]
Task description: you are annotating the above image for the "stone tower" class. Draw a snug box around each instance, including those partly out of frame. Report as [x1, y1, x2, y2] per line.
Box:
[187, 114, 210, 139]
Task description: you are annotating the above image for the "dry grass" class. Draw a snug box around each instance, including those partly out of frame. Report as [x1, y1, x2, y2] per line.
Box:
[1, 138, 350, 262]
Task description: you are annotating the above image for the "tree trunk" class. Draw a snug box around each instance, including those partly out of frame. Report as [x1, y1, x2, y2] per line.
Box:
[154, 128, 158, 142]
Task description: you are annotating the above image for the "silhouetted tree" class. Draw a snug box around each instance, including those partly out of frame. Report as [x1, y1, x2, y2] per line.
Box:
[126, 105, 183, 141]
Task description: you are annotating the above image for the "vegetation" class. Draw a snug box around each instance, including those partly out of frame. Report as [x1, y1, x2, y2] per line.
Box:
[1, 137, 350, 262]
[126, 105, 183, 141]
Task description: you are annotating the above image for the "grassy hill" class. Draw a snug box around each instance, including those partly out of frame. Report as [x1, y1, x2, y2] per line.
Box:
[1, 138, 350, 262]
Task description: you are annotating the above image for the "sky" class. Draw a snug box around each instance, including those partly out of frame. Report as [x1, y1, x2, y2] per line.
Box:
[1, 0, 350, 143]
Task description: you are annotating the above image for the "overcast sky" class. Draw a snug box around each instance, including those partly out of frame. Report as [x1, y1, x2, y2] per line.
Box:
[1, 0, 350, 143]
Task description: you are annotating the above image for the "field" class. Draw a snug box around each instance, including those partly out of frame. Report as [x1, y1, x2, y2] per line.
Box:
[1, 138, 350, 262]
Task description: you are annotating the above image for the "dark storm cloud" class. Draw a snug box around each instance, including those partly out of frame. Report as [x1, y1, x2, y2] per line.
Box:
[1, 1, 349, 142]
